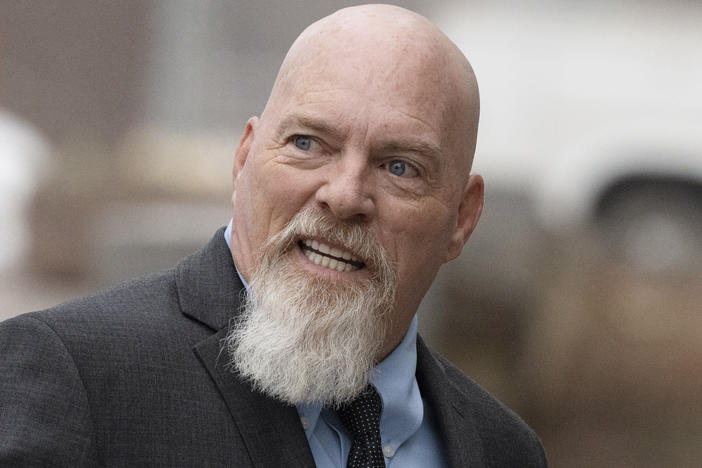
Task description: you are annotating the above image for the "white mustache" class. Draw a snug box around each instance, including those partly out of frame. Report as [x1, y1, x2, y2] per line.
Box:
[258, 205, 389, 275]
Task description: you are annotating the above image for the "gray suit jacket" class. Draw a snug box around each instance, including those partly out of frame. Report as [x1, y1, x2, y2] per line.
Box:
[0, 228, 546, 467]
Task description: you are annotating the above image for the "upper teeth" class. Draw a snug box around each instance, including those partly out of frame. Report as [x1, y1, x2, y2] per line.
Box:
[302, 240, 361, 272]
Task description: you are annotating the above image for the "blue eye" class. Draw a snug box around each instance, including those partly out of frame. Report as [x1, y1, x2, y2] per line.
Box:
[294, 135, 312, 151]
[388, 160, 407, 177]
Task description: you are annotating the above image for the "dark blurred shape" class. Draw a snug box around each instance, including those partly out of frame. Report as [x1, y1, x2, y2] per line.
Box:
[596, 176, 702, 272]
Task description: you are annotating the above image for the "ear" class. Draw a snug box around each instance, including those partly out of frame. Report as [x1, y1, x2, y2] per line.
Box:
[445, 174, 484, 262]
[233, 116, 259, 183]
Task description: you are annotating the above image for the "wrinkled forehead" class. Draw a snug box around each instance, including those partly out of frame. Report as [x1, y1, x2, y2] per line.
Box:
[274, 39, 458, 138]
[290, 28, 451, 100]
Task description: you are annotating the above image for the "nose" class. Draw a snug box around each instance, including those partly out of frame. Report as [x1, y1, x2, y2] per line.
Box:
[315, 156, 375, 221]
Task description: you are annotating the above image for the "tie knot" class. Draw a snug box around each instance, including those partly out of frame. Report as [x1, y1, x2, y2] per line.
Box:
[336, 385, 383, 438]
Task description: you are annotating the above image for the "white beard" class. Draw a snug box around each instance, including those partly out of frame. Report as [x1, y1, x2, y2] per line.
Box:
[225, 206, 396, 406]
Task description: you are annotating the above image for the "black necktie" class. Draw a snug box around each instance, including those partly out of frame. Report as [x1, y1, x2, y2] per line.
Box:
[336, 385, 385, 468]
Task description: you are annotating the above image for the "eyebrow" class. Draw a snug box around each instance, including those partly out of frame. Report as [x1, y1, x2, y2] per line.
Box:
[377, 141, 444, 164]
[275, 113, 445, 171]
[275, 114, 348, 142]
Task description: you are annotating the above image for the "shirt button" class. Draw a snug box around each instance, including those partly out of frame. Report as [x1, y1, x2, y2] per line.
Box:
[383, 445, 395, 457]
[300, 417, 309, 430]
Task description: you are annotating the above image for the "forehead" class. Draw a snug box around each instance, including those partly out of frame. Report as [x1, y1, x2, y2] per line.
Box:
[271, 48, 455, 147]
[293, 34, 448, 102]
[288, 90, 438, 139]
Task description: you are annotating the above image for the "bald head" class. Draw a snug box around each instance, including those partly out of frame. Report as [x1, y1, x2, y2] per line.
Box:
[262, 4, 480, 173]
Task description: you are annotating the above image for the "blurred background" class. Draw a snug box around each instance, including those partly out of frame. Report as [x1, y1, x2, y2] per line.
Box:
[1, 1, 701, 465]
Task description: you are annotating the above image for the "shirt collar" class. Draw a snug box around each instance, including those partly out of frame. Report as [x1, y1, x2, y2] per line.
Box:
[371, 314, 423, 449]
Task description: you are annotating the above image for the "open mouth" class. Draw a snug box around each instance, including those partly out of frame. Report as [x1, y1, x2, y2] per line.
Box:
[298, 239, 365, 272]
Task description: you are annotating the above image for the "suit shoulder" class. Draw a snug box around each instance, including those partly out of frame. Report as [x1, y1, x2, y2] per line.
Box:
[2, 268, 201, 357]
[30, 268, 179, 325]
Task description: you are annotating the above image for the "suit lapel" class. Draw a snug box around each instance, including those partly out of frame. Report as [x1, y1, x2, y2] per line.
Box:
[416, 336, 487, 468]
[194, 330, 316, 468]
[175, 227, 244, 332]
[176, 228, 316, 468]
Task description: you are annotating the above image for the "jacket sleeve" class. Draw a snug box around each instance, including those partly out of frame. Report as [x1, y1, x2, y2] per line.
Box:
[0, 314, 96, 466]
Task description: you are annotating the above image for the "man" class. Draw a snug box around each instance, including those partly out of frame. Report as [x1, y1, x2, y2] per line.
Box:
[0, 5, 546, 467]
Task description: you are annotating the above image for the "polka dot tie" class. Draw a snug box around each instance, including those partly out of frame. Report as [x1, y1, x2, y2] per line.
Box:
[336, 385, 385, 468]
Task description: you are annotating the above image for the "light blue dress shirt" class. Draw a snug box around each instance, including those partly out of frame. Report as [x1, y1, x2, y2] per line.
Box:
[224, 220, 447, 467]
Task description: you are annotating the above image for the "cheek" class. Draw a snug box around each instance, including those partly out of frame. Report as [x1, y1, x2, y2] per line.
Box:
[253, 163, 320, 234]
[381, 200, 455, 280]
[232, 168, 267, 248]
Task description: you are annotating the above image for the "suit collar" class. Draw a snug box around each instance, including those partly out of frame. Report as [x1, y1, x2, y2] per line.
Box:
[175, 227, 243, 331]
[416, 336, 487, 468]
[177, 228, 316, 467]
